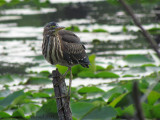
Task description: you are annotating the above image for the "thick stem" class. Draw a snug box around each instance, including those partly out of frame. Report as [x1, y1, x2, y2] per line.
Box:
[52, 69, 72, 120]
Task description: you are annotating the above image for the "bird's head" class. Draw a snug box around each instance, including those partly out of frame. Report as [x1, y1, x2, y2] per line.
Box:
[46, 21, 65, 33]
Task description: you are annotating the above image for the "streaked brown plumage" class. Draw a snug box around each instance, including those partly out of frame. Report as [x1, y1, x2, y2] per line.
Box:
[42, 22, 89, 68]
[42, 22, 90, 98]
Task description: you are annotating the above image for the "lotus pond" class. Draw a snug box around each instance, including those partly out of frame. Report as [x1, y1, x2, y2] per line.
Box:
[1, 0, 160, 120]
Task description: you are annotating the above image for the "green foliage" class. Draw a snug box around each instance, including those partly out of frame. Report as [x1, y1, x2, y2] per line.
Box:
[25, 77, 51, 85]
[78, 86, 104, 94]
[148, 27, 160, 35]
[32, 99, 58, 119]
[0, 90, 24, 109]
[82, 29, 90, 32]
[0, 75, 13, 84]
[78, 71, 95, 78]
[96, 71, 119, 78]
[82, 106, 117, 120]
[92, 29, 108, 32]
[122, 25, 128, 32]
[124, 54, 154, 64]
[71, 102, 95, 119]
[88, 54, 96, 73]
[0, 111, 11, 118]
[65, 26, 80, 32]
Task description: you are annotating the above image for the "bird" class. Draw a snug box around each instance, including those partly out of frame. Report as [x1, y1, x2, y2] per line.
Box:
[42, 21, 90, 99]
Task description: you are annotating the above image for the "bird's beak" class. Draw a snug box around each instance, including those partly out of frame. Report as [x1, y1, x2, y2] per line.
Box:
[55, 26, 65, 31]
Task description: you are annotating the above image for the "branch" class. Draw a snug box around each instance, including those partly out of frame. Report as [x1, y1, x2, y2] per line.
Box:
[52, 69, 72, 120]
[133, 81, 145, 120]
[118, 0, 160, 59]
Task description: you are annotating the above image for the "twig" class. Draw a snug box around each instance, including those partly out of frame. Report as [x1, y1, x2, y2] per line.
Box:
[133, 81, 145, 120]
[52, 69, 72, 120]
[118, 0, 160, 58]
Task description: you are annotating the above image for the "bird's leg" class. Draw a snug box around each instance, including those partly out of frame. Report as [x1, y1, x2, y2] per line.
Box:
[61, 67, 70, 79]
[67, 67, 72, 102]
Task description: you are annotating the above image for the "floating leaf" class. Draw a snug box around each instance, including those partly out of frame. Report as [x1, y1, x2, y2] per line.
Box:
[142, 103, 153, 118]
[152, 104, 160, 118]
[56, 64, 68, 74]
[39, 71, 50, 77]
[124, 67, 146, 75]
[0, 75, 13, 84]
[78, 71, 95, 78]
[71, 102, 95, 119]
[0, 111, 11, 118]
[103, 86, 124, 100]
[34, 55, 44, 60]
[89, 54, 96, 73]
[106, 65, 114, 71]
[32, 92, 50, 98]
[0, 90, 24, 109]
[12, 108, 25, 118]
[78, 86, 104, 94]
[124, 54, 154, 63]
[65, 26, 80, 32]
[110, 93, 128, 107]
[96, 71, 119, 78]
[32, 99, 58, 119]
[82, 106, 117, 120]
[147, 91, 160, 105]
[20, 104, 40, 117]
[92, 29, 108, 32]
[25, 77, 51, 85]
[96, 65, 105, 71]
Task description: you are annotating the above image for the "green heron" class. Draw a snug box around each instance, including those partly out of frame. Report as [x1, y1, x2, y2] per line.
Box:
[42, 21, 90, 98]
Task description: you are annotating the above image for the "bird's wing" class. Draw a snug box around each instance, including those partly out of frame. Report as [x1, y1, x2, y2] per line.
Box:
[58, 30, 81, 43]
[61, 39, 89, 67]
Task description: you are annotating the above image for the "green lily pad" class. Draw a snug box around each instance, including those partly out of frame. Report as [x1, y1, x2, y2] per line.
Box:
[32, 92, 50, 98]
[0, 111, 11, 118]
[0, 90, 24, 109]
[92, 29, 108, 32]
[124, 67, 146, 74]
[152, 104, 160, 118]
[78, 71, 95, 78]
[96, 71, 119, 78]
[71, 102, 95, 119]
[12, 103, 40, 118]
[110, 93, 128, 107]
[12, 108, 25, 118]
[0, 75, 13, 84]
[89, 54, 96, 73]
[39, 71, 50, 77]
[103, 86, 124, 100]
[25, 77, 51, 85]
[124, 54, 154, 64]
[147, 91, 160, 105]
[78, 86, 104, 94]
[65, 26, 80, 32]
[31, 99, 58, 119]
[56, 64, 68, 75]
[82, 106, 117, 120]
[96, 65, 105, 71]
